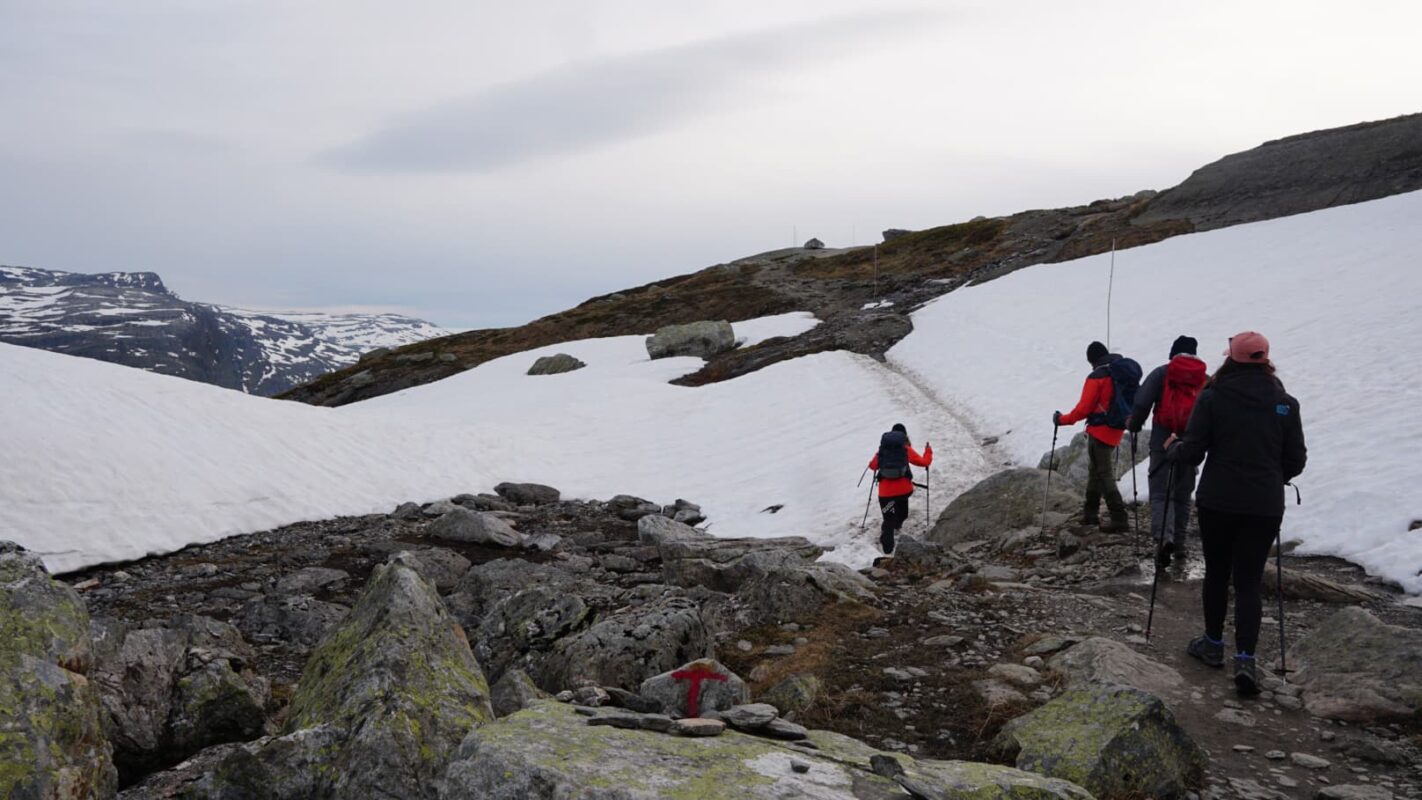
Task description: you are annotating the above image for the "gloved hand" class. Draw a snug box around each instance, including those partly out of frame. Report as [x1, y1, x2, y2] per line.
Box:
[1127, 420, 1143, 434]
[1163, 441, 1183, 462]
[924, 443, 933, 458]
[1052, 411, 1062, 426]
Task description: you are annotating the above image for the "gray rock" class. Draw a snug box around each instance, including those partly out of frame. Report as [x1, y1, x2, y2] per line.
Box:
[640, 659, 749, 718]
[762, 674, 820, 714]
[645, 320, 736, 360]
[456, 493, 516, 512]
[607, 494, 664, 521]
[154, 724, 343, 800]
[1290, 752, 1331, 769]
[996, 683, 1206, 799]
[392, 547, 472, 592]
[673, 717, 727, 737]
[720, 703, 778, 730]
[732, 563, 875, 627]
[930, 468, 1079, 545]
[273, 566, 349, 595]
[491, 669, 551, 718]
[541, 595, 712, 691]
[1315, 785, 1396, 800]
[882, 228, 913, 242]
[974, 679, 1028, 708]
[527, 353, 586, 376]
[92, 614, 268, 781]
[523, 533, 563, 552]
[235, 559, 495, 799]
[1037, 430, 1149, 488]
[989, 663, 1042, 688]
[636, 514, 710, 546]
[428, 507, 525, 547]
[494, 482, 561, 506]
[803, 238, 825, 249]
[391, 501, 422, 519]
[1048, 637, 1184, 697]
[1290, 606, 1422, 721]
[659, 536, 823, 592]
[236, 594, 349, 650]
[0, 541, 117, 798]
[423, 498, 461, 517]
[440, 701, 1093, 800]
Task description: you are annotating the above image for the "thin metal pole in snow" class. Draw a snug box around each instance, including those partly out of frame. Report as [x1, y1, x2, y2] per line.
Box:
[873, 244, 879, 299]
[1106, 238, 1117, 348]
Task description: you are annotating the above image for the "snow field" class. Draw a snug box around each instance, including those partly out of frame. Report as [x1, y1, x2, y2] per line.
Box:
[890, 189, 1422, 592]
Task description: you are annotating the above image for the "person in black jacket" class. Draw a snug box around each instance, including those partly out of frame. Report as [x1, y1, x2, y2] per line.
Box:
[1167, 331, 1306, 696]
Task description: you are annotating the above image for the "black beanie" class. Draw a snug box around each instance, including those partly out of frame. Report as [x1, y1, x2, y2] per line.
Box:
[891, 423, 907, 434]
[1086, 341, 1109, 363]
[1170, 335, 1198, 358]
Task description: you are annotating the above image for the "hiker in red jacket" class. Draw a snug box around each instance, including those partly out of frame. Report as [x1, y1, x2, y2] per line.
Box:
[867, 423, 933, 556]
[1054, 341, 1129, 532]
[1128, 335, 1208, 567]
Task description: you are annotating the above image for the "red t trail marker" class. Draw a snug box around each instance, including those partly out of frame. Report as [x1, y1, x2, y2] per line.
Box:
[672, 662, 728, 718]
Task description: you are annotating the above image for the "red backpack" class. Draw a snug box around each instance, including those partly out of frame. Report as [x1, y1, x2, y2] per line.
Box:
[1155, 355, 1207, 433]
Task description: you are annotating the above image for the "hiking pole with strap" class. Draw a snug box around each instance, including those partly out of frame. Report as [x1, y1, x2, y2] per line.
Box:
[1040, 423, 1060, 531]
[1276, 482, 1302, 678]
[926, 465, 931, 528]
[857, 466, 871, 488]
[1145, 461, 1174, 641]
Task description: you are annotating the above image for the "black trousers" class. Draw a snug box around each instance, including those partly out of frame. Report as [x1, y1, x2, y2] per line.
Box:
[879, 494, 910, 553]
[1197, 506, 1280, 656]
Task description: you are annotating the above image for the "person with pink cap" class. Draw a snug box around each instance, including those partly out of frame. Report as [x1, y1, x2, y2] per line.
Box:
[1166, 331, 1307, 696]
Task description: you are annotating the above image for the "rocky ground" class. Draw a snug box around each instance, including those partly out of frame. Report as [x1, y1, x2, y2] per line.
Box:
[0, 459, 1400, 799]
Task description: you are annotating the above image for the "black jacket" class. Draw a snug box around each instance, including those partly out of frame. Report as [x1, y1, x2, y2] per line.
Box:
[1174, 365, 1307, 517]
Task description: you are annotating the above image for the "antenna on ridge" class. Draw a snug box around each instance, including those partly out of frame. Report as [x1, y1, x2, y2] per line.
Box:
[1106, 238, 1117, 348]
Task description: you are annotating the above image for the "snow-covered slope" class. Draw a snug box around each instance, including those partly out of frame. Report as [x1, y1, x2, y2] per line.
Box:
[0, 266, 447, 395]
[891, 189, 1422, 592]
[0, 311, 990, 574]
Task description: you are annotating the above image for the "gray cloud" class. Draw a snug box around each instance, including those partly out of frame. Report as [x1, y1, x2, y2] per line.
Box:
[322, 10, 937, 173]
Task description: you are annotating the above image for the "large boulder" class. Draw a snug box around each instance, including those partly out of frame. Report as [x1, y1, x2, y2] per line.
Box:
[540, 592, 713, 691]
[1289, 606, 1422, 721]
[1047, 637, 1184, 697]
[659, 536, 824, 592]
[1037, 430, 1150, 488]
[526, 354, 585, 376]
[440, 700, 1092, 799]
[995, 683, 1205, 799]
[0, 541, 117, 799]
[428, 507, 525, 547]
[493, 482, 561, 506]
[636, 514, 710, 546]
[645, 320, 736, 360]
[235, 593, 349, 651]
[930, 468, 1078, 545]
[196, 558, 494, 799]
[732, 563, 876, 627]
[639, 659, 749, 717]
[91, 614, 268, 783]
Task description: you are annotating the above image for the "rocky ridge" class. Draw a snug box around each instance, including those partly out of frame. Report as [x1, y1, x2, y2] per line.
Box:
[282, 112, 1422, 406]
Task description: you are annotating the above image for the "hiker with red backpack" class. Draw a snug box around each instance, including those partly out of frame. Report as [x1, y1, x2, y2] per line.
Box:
[867, 423, 932, 556]
[1053, 341, 1141, 533]
[1128, 336, 1208, 567]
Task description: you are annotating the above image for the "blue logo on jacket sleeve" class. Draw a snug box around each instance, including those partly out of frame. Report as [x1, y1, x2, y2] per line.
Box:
[1276, 404, 1290, 416]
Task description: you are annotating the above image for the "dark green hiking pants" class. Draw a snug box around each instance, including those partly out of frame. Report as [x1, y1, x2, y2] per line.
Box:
[1084, 435, 1127, 521]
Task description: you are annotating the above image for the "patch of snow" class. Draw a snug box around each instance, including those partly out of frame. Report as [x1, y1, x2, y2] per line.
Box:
[861, 300, 895, 310]
[732, 312, 820, 348]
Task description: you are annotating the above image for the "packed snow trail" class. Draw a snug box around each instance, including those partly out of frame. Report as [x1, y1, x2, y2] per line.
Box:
[890, 188, 1422, 592]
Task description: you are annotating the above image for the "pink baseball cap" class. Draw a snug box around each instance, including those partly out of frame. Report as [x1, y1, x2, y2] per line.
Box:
[1224, 331, 1270, 363]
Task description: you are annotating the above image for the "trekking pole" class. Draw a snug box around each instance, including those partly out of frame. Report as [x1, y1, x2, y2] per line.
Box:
[1040, 423, 1060, 532]
[926, 466, 932, 528]
[857, 466, 871, 488]
[1275, 527, 1288, 677]
[859, 476, 878, 532]
[1145, 462, 1174, 641]
[1130, 432, 1141, 540]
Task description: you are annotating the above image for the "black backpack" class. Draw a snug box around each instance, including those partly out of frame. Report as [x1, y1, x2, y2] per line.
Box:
[1087, 355, 1143, 430]
[876, 431, 913, 480]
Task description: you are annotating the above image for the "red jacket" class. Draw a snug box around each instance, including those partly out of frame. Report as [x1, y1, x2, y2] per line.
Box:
[869, 445, 933, 498]
[1058, 373, 1125, 447]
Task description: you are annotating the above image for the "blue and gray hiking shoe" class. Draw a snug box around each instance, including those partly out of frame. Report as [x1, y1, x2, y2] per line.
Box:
[1234, 654, 1262, 696]
[1186, 635, 1224, 668]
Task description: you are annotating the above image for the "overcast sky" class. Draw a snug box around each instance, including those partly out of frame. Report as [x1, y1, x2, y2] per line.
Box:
[2, 1, 1419, 328]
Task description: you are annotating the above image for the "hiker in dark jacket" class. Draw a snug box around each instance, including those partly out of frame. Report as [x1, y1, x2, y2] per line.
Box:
[867, 423, 932, 556]
[1166, 331, 1306, 696]
[1054, 341, 1129, 532]
[1128, 335, 1208, 566]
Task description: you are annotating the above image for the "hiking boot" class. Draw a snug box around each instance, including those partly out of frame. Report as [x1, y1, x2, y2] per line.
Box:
[1080, 510, 1100, 527]
[1155, 540, 1175, 569]
[1098, 514, 1130, 534]
[1186, 635, 1224, 668]
[1234, 654, 1262, 696]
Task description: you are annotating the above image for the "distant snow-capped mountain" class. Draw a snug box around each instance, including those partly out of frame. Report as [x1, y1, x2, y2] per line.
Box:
[0, 265, 447, 395]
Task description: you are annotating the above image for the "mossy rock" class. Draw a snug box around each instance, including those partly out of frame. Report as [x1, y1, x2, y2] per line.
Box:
[995, 683, 1204, 799]
[0, 542, 117, 799]
[276, 557, 494, 798]
[440, 700, 1091, 799]
[930, 468, 1078, 545]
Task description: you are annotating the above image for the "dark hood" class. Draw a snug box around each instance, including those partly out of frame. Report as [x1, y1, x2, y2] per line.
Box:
[1212, 366, 1285, 409]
